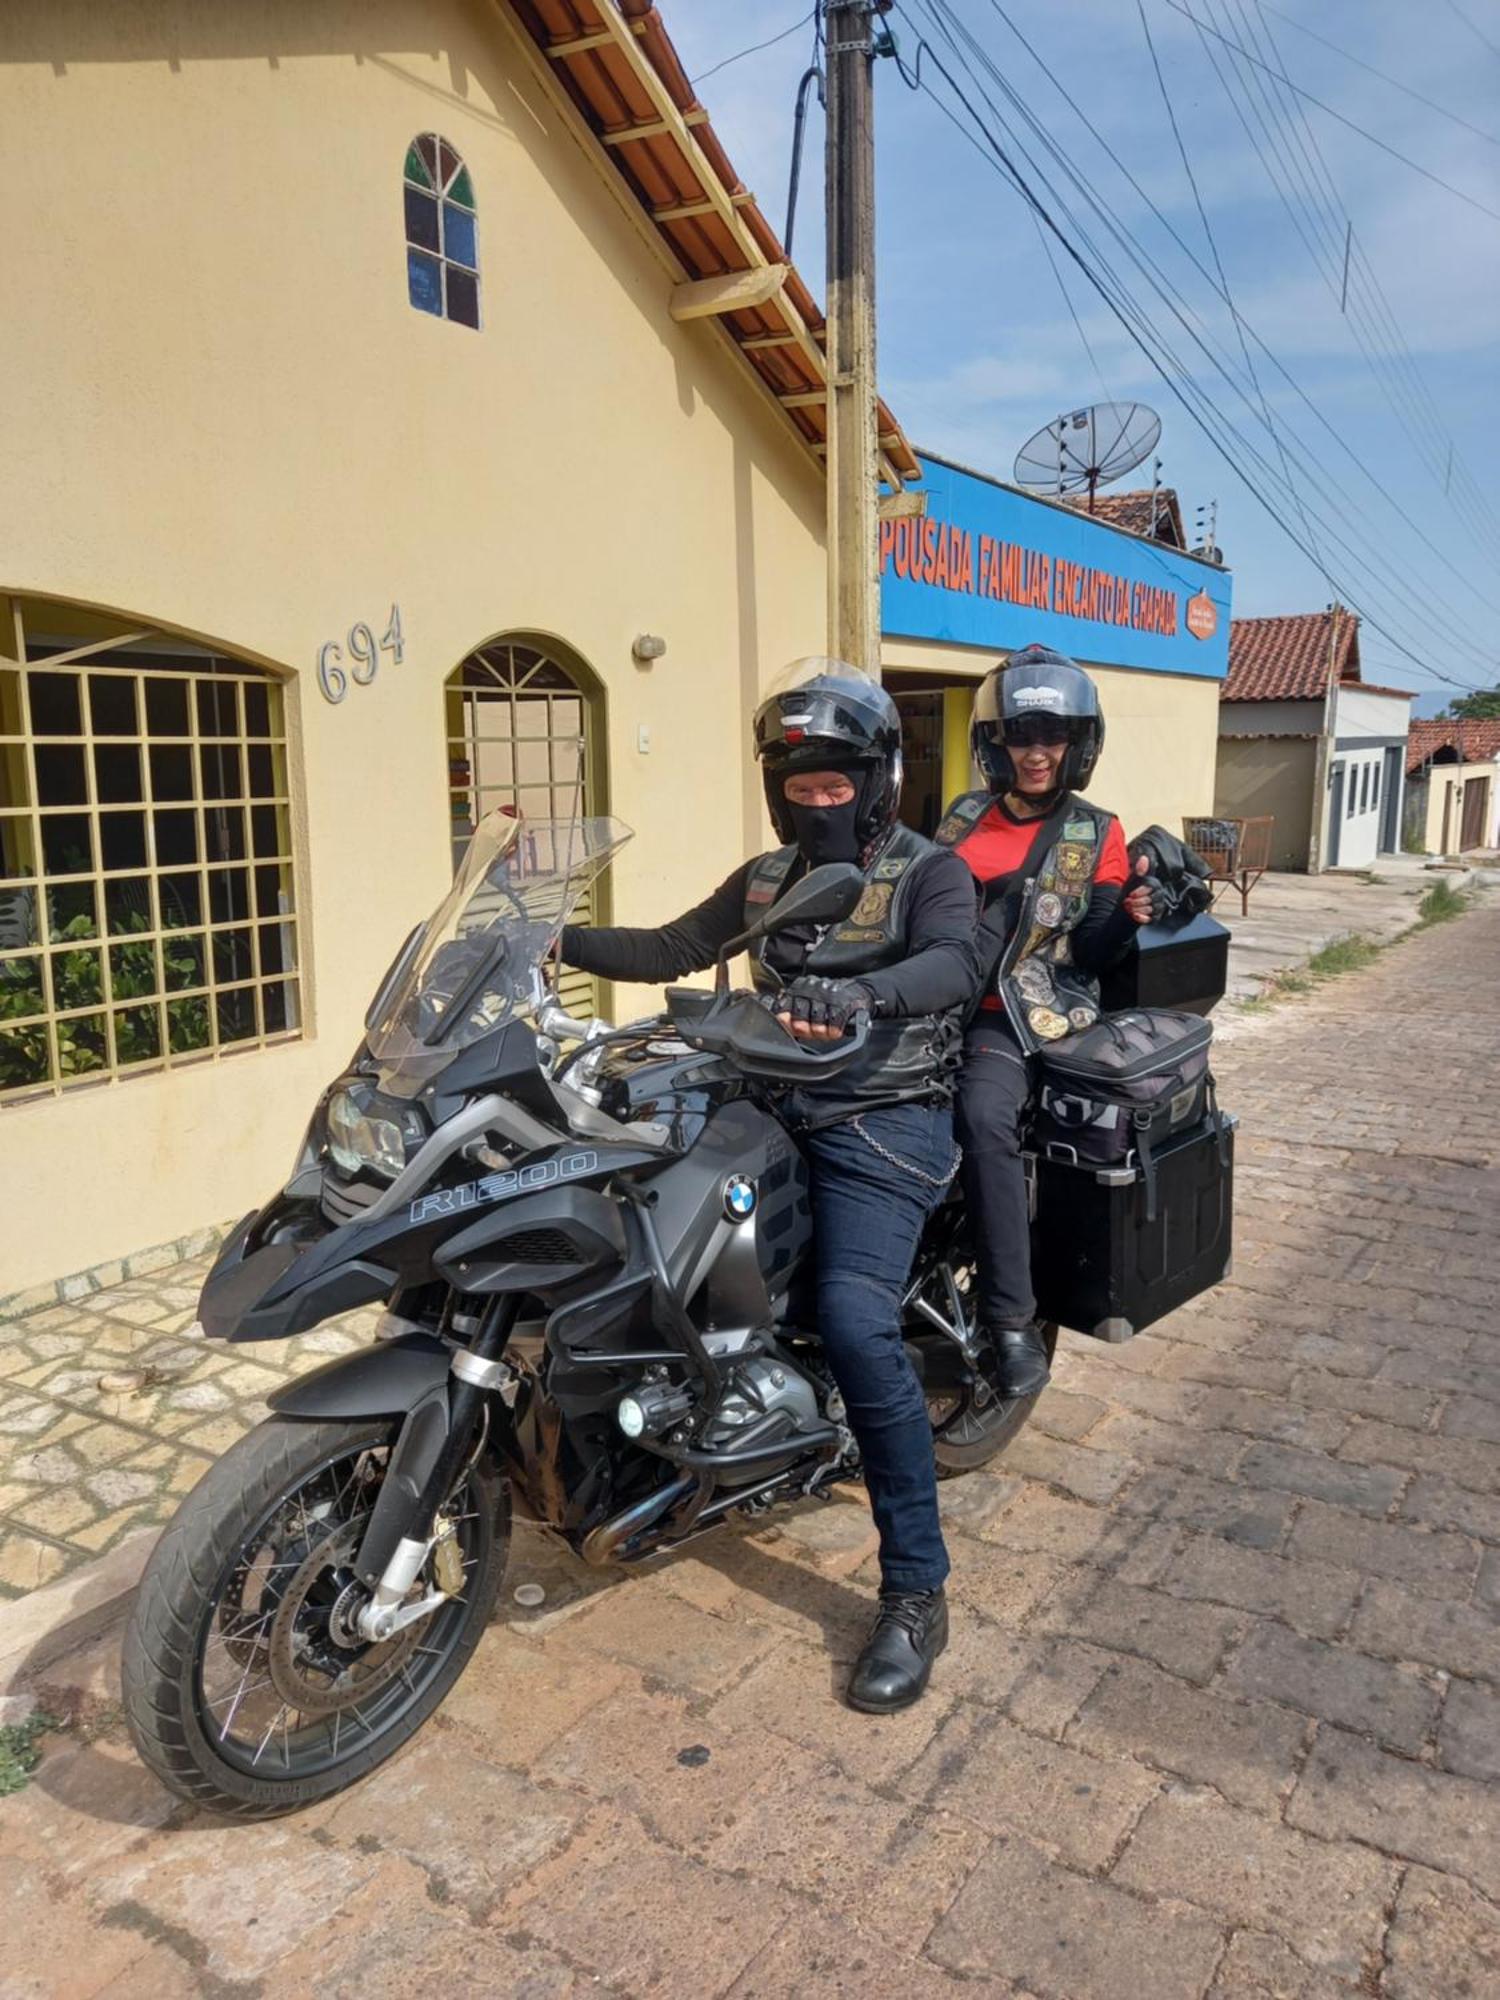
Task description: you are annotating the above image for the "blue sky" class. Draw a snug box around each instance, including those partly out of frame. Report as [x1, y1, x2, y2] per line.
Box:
[666, 1, 1500, 713]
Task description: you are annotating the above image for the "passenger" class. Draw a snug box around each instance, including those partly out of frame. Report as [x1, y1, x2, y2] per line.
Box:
[558, 660, 980, 1712]
[935, 645, 1159, 1398]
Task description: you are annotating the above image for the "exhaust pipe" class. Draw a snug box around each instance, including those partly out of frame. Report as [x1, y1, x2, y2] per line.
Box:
[581, 1470, 700, 1567]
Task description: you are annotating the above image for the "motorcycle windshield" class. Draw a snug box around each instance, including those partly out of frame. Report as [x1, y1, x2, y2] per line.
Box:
[366, 812, 633, 1076]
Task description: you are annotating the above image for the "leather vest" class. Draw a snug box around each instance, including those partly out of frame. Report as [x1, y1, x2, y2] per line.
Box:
[741, 824, 964, 1122]
[935, 790, 1118, 1054]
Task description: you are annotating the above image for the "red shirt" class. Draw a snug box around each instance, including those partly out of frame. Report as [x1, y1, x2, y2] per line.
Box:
[957, 803, 1129, 1012]
[956, 804, 1129, 889]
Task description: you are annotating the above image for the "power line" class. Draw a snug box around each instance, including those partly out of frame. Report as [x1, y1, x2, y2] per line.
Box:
[1135, 0, 1319, 562]
[1163, 0, 1500, 224]
[891, 1, 1494, 689]
[691, 8, 815, 86]
[1214, 0, 1500, 549]
[1028, 207, 1115, 406]
[1188, 0, 1500, 554]
[1443, 0, 1500, 64]
[1256, 0, 1500, 149]
[954, 0, 1500, 630]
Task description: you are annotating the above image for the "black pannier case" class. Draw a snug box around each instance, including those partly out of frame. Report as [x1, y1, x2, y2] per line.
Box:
[1031, 1115, 1234, 1343]
[1099, 912, 1230, 1018]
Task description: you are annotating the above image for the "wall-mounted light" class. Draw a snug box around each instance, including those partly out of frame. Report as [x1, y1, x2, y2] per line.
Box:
[632, 633, 667, 664]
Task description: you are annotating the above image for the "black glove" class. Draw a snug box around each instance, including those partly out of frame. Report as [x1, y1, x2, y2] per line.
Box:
[779, 975, 874, 1034]
[1135, 873, 1171, 922]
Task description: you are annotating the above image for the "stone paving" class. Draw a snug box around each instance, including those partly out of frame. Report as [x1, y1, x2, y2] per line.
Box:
[0, 903, 1498, 1997]
[0, 1278, 371, 1599]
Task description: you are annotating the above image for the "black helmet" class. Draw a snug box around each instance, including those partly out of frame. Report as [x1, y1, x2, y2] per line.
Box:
[753, 658, 904, 851]
[971, 642, 1105, 798]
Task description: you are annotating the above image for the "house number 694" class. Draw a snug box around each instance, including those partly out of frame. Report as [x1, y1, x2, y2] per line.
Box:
[317, 605, 405, 703]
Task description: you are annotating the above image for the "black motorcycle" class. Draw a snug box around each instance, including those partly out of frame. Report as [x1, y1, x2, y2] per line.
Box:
[122, 813, 1045, 1816]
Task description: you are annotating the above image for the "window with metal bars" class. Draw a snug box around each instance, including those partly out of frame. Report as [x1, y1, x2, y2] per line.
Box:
[444, 640, 604, 1019]
[404, 133, 480, 329]
[0, 603, 301, 1102]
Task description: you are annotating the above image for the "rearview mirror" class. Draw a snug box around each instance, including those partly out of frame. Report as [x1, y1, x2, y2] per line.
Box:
[716, 861, 866, 976]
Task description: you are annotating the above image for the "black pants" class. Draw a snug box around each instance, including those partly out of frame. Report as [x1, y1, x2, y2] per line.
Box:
[954, 1019, 1035, 1327]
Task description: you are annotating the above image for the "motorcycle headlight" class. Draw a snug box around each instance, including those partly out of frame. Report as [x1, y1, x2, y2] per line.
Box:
[326, 1087, 419, 1182]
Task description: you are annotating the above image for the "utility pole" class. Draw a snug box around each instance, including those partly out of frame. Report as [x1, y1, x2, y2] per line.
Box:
[1307, 600, 1341, 873]
[824, 1, 887, 672]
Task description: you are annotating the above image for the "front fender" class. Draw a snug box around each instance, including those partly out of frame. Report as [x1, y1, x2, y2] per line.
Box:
[267, 1331, 450, 1419]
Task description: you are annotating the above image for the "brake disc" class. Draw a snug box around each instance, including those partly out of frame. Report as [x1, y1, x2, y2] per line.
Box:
[266, 1520, 428, 1718]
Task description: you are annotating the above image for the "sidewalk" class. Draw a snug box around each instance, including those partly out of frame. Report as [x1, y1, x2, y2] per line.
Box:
[0, 899, 1496, 1995]
[1213, 860, 1467, 1017]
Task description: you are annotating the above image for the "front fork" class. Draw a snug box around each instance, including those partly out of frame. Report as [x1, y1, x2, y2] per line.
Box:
[352, 1294, 518, 1642]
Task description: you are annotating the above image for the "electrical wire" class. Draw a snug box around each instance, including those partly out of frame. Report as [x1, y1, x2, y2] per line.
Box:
[947, 0, 1500, 629]
[891, 0, 1495, 690]
[1443, 0, 1500, 65]
[1208, 0, 1500, 549]
[1256, 0, 1500, 149]
[691, 8, 815, 85]
[1135, 0, 1319, 563]
[1163, 0, 1500, 225]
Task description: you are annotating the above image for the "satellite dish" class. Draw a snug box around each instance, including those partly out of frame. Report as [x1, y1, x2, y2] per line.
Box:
[1014, 402, 1163, 512]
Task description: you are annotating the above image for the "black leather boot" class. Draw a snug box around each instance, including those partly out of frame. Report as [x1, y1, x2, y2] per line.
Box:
[846, 1588, 949, 1713]
[987, 1321, 1051, 1399]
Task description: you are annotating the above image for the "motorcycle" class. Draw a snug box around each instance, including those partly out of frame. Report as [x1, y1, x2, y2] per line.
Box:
[122, 811, 1038, 1817]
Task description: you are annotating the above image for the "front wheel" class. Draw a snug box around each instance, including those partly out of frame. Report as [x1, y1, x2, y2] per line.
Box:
[122, 1414, 507, 1819]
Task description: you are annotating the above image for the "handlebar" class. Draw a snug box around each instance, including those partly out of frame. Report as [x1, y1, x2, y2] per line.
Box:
[665, 985, 871, 1081]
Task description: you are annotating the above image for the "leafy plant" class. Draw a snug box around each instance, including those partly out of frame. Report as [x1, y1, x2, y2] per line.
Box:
[0, 1712, 60, 1797]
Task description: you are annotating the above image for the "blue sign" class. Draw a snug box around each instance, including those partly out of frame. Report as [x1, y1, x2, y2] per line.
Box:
[881, 453, 1231, 679]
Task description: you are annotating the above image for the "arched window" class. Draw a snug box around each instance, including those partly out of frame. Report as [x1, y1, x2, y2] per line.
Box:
[445, 638, 605, 1016]
[404, 134, 480, 329]
[1, 599, 301, 1102]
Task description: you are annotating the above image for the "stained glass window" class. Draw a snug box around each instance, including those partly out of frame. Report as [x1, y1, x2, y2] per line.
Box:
[404, 134, 480, 329]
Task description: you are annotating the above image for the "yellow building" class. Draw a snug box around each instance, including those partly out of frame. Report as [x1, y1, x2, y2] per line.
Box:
[0, 0, 1225, 1299]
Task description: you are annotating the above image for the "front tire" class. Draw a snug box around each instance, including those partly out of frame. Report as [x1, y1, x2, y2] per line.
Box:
[122, 1413, 506, 1819]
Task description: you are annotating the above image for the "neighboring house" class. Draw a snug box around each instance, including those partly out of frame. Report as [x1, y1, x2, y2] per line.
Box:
[1214, 610, 1412, 871]
[1404, 719, 1500, 854]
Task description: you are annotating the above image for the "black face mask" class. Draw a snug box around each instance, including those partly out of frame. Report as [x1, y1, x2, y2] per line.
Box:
[786, 799, 861, 865]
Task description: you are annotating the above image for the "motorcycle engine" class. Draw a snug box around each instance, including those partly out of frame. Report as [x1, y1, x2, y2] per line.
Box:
[701, 1358, 821, 1481]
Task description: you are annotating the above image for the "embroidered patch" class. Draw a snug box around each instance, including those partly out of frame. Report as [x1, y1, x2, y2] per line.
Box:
[1062, 818, 1093, 841]
[1054, 842, 1093, 884]
[835, 926, 884, 944]
[1028, 1005, 1070, 1040]
[1034, 890, 1064, 928]
[852, 882, 893, 926]
[874, 855, 911, 880]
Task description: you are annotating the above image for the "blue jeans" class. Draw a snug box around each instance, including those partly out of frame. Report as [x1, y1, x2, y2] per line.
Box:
[801, 1102, 957, 1594]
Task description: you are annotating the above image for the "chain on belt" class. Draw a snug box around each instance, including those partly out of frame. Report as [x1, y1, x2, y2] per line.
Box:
[848, 1115, 961, 1190]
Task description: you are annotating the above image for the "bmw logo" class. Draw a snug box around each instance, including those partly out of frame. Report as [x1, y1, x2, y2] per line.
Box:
[723, 1175, 758, 1221]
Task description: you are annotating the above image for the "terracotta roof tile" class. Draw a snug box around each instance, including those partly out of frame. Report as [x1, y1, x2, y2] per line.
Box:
[1223, 609, 1361, 702]
[1060, 488, 1187, 547]
[508, 0, 919, 483]
[1407, 717, 1500, 774]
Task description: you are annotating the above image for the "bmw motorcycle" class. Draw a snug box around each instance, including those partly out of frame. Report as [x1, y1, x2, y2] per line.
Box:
[122, 812, 1043, 1817]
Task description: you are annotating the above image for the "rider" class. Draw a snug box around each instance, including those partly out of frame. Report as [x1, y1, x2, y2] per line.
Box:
[935, 644, 1158, 1399]
[557, 659, 980, 1713]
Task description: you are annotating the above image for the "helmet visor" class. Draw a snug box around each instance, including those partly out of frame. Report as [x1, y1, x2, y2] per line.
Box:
[1002, 715, 1072, 749]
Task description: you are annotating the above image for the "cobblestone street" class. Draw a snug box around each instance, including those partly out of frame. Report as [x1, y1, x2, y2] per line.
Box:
[0, 900, 1497, 1999]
